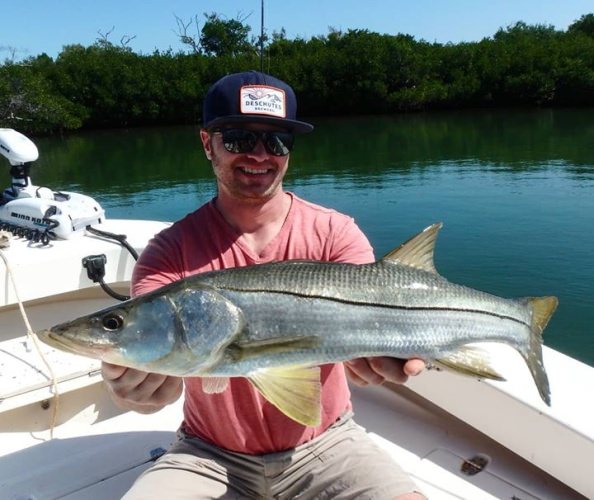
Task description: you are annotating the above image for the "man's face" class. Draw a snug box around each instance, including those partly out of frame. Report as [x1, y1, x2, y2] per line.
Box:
[200, 124, 292, 202]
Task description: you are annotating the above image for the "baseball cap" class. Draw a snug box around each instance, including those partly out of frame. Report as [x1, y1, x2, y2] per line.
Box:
[202, 71, 314, 134]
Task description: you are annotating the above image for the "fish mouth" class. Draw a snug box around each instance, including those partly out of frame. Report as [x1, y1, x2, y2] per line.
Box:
[36, 329, 103, 359]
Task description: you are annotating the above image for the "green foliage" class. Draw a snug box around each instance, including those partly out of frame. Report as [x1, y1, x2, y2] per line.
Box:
[1, 12, 594, 135]
[0, 56, 87, 134]
[199, 13, 253, 57]
[568, 14, 594, 37]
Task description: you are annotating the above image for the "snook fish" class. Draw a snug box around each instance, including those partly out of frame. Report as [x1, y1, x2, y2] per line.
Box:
[38, 223, 557, 426]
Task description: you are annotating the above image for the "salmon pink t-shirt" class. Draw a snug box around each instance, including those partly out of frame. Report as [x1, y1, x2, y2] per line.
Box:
[131, 193, 374, 454]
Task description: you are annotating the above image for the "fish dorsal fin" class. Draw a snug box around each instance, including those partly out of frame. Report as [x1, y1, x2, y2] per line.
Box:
[248, 365, 321, 427]
[382, 223, 443, 273]
[202, 377, 230, 394]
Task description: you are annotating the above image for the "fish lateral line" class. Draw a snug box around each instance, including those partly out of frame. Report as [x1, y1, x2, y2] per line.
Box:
[215, 286, 531, 327]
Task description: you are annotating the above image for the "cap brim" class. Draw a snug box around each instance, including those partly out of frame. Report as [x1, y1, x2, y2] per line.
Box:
[204, 115, 314, 134]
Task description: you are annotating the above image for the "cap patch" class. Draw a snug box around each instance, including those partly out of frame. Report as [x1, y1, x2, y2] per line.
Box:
[240, 85, 286, 118]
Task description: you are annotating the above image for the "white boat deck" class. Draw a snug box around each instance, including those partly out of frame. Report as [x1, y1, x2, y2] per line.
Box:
[407, 344, 594, 498]
[353, 383, 587, 499]
[0, 380, 587, 499]
[0, 219, 170, 308]
[0, 296, 105, 414]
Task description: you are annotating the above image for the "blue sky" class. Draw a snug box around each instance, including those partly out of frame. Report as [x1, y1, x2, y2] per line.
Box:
[2, 1, 593, 60]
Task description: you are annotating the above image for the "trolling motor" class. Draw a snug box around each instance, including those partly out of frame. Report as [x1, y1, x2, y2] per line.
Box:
[0, 128, 105, 244]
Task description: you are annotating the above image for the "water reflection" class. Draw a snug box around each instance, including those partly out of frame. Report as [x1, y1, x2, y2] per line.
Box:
[292, 109, 594, 178]
[33, 126, 211, 194]
[28, 109, 594, 194]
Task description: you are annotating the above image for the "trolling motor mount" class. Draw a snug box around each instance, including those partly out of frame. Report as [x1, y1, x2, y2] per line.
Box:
[0, 128, 105, 243]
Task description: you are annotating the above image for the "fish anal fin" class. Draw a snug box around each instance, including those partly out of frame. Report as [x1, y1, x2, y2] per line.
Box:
[248, 366, 321, 427]
[382, 223, 442, 274]
[436, 345, 505, 381]
[202, 377, 230, 394]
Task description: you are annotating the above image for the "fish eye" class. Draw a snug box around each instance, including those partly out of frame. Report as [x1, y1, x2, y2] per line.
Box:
[102, 313, 124, 332]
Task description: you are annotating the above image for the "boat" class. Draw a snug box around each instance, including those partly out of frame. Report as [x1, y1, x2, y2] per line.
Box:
[0, 129, 591, 499]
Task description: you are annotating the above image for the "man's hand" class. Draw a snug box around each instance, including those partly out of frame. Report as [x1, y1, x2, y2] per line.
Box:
[344, 357, 425, 386]
[102, 362, 183, 414]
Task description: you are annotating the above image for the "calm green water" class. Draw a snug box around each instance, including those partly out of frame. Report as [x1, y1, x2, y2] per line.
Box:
[28, 109, 594, 366]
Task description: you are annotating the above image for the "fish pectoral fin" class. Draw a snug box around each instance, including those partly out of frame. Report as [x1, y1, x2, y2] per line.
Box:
[381, 223, 442, 274]
[202, 377, 230, 394]
[228, 336, 320, 362]
[436, 345, 506, 381]
[248, 365, 322, 427]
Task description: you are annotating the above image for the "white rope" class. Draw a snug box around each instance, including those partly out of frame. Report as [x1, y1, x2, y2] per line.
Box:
[0, 234, 60, 438]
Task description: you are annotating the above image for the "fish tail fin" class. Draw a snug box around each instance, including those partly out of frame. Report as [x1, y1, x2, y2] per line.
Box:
[520, 296, 558, 406]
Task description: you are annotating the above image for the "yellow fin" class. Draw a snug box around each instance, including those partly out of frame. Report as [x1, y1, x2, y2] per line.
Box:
[248, 365, 321, 427]
[382, 223, 442, 273]
[436, 345, 505, 381]
[526, 296, 558, 336]
[518, 296, 557, 406]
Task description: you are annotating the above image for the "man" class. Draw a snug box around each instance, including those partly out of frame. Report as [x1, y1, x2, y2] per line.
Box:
[103, 71, 426, 499]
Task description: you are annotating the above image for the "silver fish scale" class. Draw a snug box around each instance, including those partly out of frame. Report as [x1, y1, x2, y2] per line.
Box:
[194, 260, 531, 326]
[205, 288, 531, 377]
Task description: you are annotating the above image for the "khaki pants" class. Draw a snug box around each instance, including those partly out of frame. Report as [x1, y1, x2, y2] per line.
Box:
[122, 414, 420, 499]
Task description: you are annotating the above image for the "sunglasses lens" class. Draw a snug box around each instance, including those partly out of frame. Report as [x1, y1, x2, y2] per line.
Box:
[221, 129, 256, 154]
[265, 132, 294, 156]
[218, 129, 294, 156]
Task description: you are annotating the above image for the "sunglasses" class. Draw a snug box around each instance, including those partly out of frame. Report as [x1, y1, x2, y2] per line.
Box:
[212, 128, 294, 157]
